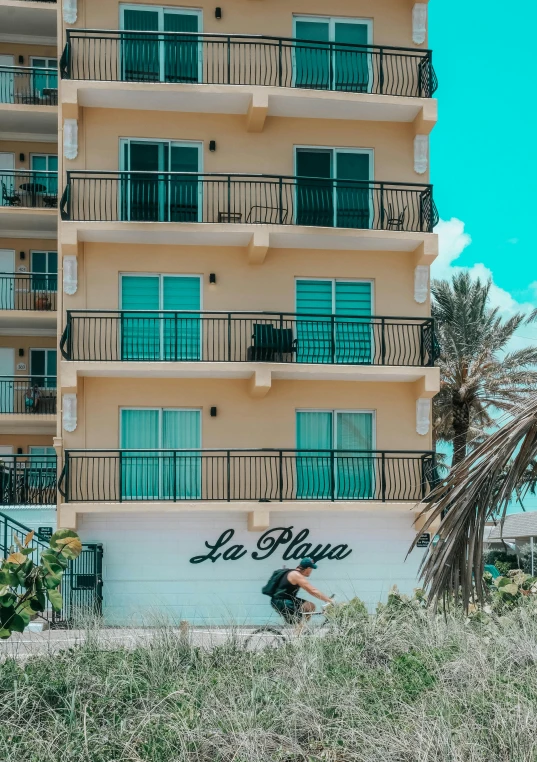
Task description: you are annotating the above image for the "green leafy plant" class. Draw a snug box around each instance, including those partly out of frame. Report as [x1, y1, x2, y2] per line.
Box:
[0, 529, 82, 639]
[491, 570, 537, 612]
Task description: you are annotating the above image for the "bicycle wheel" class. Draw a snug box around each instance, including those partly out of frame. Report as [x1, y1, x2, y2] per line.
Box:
[244, 626, 286, 651]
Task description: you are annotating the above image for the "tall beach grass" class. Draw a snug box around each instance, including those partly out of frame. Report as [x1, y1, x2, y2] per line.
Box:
[2, 600, 537, 761]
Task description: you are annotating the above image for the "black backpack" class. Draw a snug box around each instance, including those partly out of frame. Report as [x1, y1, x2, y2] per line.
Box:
[262, 568, 288, 597]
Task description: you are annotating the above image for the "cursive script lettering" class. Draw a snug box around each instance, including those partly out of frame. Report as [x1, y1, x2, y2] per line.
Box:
[189, 526, 353, 564]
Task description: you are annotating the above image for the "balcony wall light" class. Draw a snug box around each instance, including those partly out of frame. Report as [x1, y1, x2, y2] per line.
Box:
[19, 251, 25, 260]
[215, 7, 222, 19]
[19, 153, 25, 162]
[210, 407, 218, 417]
[17, 448, 23, 455]
[18, 55, 24, 65]
[18, 348, 24, 357]
[209, 140, 217, 152]
[209, 273, 217, 285]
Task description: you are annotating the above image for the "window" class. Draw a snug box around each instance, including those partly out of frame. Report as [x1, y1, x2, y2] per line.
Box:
[120, 5, 201, 83]
[28, 446, 56, 492]
[121, 408, 201, 499]
[30, 57, 58, 99]
[31, 251, 58, 293]
[294, 16, 372, 92]
[30, 348, 57, 388]
[296, 410, 375, 499]
[295, 147, 373, 229]
[120, 138, 201, 222]
[121, 274, 201, 360]
[296, 279, 372, 363]
[30, 154, 58, 195]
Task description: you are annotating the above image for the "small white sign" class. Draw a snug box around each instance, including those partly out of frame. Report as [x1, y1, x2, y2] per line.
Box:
[17, 363, 27, 371]
[17, 266, 27, 273]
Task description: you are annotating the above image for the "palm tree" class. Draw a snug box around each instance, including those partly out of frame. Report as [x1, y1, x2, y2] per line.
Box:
[432, 272, 537, 466]
[411, 396, 537, 609]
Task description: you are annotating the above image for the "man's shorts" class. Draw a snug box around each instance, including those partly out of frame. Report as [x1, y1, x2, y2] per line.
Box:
[271, 596, 307, 623]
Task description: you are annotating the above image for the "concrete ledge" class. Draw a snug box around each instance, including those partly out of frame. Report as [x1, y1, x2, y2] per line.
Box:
[0, 413, 55, 434]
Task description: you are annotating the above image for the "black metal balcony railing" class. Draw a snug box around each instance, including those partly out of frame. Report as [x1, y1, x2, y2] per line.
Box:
[0, 66, 58, 105]
[0, 272, 57, 311]
[60, 449, 437, 504]
[61, 31, 437, 99]
[60, 172, 437, 232]
[1, 170, 58, 209]
[60, 311, 438, 367]
[0, 377, 57, 415]
[0, 454, 56, 506]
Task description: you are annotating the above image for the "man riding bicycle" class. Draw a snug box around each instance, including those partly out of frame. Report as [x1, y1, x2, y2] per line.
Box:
[270, 557, 333, 623]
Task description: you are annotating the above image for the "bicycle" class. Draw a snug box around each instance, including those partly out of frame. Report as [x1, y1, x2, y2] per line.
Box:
[244, 597, 336, 651]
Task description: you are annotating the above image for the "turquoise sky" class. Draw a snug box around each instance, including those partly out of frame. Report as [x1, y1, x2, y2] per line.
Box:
[430, 2, 537, 303]
[430, 2, 537, 513]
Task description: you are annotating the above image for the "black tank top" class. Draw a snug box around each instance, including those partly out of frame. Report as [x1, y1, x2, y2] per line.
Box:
[272, 570, 300, 600]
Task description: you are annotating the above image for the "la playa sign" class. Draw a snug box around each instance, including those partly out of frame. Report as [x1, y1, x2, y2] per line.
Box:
[190, 526, 353, 564]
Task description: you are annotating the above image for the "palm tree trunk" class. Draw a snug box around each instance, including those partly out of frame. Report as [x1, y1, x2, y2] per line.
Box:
[452, 395, 470, 467]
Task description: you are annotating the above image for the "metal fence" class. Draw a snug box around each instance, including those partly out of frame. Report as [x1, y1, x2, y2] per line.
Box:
[1, 170, 58, 208]
[0, 511, 103, 627]
[60, 310, 438, 367]
[61, 31, 437, 98]
[61, 172, 437, 232]
[0, 454, 57, 506]
[60, 449, 438, 504]
[0, 377, 56, 415]
[0, 272, 57, 311]
[0, 65, 57, 105]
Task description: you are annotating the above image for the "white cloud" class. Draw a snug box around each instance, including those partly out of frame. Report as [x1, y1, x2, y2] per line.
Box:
[433, 218, 534, 318]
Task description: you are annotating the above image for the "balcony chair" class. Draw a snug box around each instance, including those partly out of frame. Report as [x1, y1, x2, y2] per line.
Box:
[248, 323, 296, 362]
[218, 211, 242, 223]
[246, 205, 289, 224]
[2, 182, 21, 207]
[384, 203, 407, 231]
[43, 192, 58, 208]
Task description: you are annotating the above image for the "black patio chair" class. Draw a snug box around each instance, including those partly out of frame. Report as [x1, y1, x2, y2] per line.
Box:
[2, 182, 21, 206]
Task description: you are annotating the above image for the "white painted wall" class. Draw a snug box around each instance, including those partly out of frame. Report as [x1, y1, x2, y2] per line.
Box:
[1, 508, 56, 535]
[79, 511, 426, 626]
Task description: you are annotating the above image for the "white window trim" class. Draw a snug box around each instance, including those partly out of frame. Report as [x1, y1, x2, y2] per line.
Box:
[29, 57, 58, 69]
[292, 15, 373, 44]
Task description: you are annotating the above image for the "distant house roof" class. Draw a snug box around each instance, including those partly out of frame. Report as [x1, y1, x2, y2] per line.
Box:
[487, 513, 537, 541]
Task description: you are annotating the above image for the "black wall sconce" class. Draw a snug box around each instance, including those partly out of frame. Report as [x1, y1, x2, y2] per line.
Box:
[209, 140, 217, 152]
[18, 55, 24, 65]
[18, 348, 24, 357]
[215, 7, 222, 19]
[19, 153, 25, 162]
[17, 448, 23, 455]
[209, 273, 217, 285]
[19, 251, 25, 260]
[210, 406, 218, 417]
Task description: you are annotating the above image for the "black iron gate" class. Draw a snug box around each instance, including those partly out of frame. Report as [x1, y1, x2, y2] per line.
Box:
[0, 511, 103, 627]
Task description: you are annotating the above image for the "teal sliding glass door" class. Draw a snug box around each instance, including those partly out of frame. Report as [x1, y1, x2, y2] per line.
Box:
[336, 411, 374, 499]
[296, 410, 374, 499]
[30, 154, 57, 195]
[121, 408, 201, 500]
[295, 148, 371, 229]
[121, 274, 201, 361]
[294, 16, 371, 93]
[121, 6, 200, 83]
[296, 411, 333, 499]
[296, 279, 372, 363]
[30, 348, 56, 388]
[31, 251, 57, 294]
[121, 139, 200, 222]
[31, 58, 58, 99]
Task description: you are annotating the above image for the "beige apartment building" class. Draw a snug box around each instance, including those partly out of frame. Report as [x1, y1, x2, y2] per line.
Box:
[1, 0, 439, 624]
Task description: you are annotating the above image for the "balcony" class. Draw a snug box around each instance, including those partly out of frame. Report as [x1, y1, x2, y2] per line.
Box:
[60, 172, 437, 252]
[0, 376, 56, 433]
[59, 449, 437, 506]
[1, 169, 58, 235]
[59, 310, 438, 389]
[0, 453, 56, 507]
[0, 272, 57, 330]
[60, 32, 437, 128]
